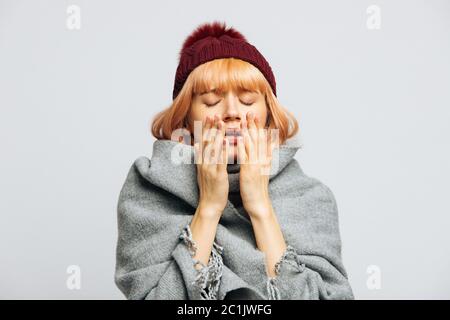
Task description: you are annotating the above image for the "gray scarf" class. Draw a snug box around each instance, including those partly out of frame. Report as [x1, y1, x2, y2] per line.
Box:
[115, 135, 354, 299]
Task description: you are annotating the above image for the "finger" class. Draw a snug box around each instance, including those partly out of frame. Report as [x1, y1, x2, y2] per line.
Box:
[267, 129, 279, 165]
[236, 136, 246, 165]
[242, 117, 255, 164]
[194, 142, 202, 165]
[267, 130, 273, 160]
[206, 115, 218, 145]
[258, 128, 267, 164]
[212, 118, 225, 165]
[201, 116, 212, 161]
[254, 114, 260, 128]
[240, 118, 252, 157]
[202, 115, 212, 143]
[247, 112, 258, 163]
[204, 116, 219, 164]
[270, 128, 279, 151]
[219, 133, 229, 172]
[211, 115, 220, 143]
[255, 115, 264, 158]
[246, 112, 258, 144]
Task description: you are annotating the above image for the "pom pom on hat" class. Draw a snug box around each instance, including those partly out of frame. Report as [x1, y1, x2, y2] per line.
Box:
[179, 21, 247, 58]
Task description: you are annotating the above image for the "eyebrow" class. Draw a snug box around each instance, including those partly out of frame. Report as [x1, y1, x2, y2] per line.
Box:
[200, 88, 220, 96]
[239, 89, 258, 94]
[200, 88, 258, 96]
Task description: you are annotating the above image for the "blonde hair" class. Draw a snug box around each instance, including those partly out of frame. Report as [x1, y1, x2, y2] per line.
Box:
[151, 58, 299, 145]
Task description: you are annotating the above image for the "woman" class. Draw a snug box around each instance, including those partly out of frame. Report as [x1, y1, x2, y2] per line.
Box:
[114, 21, 354, 300]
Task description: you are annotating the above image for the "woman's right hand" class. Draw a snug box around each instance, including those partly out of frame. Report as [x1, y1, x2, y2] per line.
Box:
[194, 114, 229, 220]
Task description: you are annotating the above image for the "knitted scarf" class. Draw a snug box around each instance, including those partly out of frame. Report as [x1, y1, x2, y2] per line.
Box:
[114, 135, 354, 300]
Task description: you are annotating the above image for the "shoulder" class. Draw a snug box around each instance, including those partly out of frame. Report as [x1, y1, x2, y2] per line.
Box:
[122, 156, 152, 182]
[282, 158, 338, 210]
[117, 156, 153, 201]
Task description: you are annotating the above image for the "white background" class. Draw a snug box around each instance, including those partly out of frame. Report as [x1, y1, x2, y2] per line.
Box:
[0, 0, 449, 299]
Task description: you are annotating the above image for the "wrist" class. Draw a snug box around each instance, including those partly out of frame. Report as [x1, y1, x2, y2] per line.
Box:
[196, 202, 223, 221]
[249, 209, 274, 223]
[245, 199, 272, 220]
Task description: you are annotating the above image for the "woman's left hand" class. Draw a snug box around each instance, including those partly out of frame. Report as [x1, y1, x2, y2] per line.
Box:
[237, 111, 276, 220]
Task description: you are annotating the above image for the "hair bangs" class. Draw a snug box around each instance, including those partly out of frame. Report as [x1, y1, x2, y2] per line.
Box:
[189, 58, 271, 96]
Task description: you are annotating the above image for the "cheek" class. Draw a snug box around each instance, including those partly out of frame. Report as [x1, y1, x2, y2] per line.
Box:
[189, 102, 212, 123]
[199, 111, 216, 124]
[253, 102, 268, 126]
[188, 111, 210, 130]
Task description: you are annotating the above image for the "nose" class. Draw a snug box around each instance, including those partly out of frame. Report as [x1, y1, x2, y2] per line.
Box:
[222, 92, 241, 123]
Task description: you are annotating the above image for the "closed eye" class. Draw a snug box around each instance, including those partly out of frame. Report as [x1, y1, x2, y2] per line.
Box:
[205, 100, 221, 107]
[240, 100, 254, 106]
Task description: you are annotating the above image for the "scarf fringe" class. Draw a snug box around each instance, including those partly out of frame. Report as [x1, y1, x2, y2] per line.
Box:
[180, 224, 224, 300]
[181, 226, 306, 300]
[266, 244, 306, 299]
[267, 277, 281, 300]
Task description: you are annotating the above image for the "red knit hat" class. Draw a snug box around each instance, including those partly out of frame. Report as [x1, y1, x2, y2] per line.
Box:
[172, 21, 277, 100]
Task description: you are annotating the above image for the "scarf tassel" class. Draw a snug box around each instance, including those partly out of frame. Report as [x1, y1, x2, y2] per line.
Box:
[266, 277, 281, 300]
[180, 224, 224, 300]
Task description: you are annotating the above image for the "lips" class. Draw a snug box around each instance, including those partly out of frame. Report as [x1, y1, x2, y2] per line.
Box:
[225, 128, 241, 136]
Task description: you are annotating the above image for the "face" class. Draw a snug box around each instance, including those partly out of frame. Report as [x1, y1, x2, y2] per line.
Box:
[187, 88, 268, 163]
